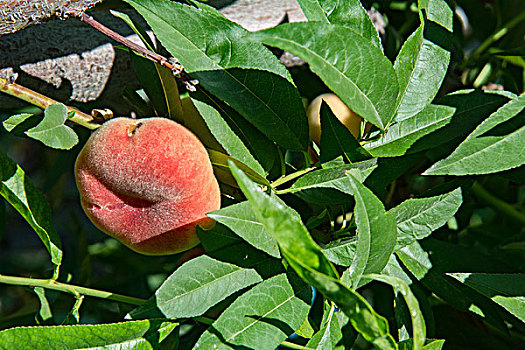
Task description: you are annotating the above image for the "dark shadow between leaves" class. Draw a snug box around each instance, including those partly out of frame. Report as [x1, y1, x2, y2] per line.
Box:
[205, 325, 252, 350]
[197, 224, 284, 279]
[245, 315, 295, 336]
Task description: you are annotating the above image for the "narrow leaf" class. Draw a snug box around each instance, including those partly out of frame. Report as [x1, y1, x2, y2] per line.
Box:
[424, 94, 525, 175]
[229, 161, 339, 279]
[129, 255, 262, 319]
[297, 0, 382, 49]
[113, 8, 184, 121]
[288, 159, 378, 205]
[191, 98, 265, 176]
[407, 90, 512, 153]
[296, 0, 329, 22]
[388, 188, 463, 249]
[197, 224, 283, 279]
[393, 24, 451, 122]
[323, 238, 357, 267]
[397, 242, 510, 331]
[365, 104, 455, 157]
[0, 150, 62, 266]
[2, 113, 33, 132]
[418, 0, 454, 32]
[208, 149, 269, 188]
[25, 103, 78, 150]
[208, 201, 280, 258]
[319, 0, 383, 49]
[0, 319, 178, 349]
[366, 274, 426, 350]
[253, 22, 399, 129]
[193, 68, 308, 151]
[306, 304, 343, 350]
[346, 174, 397, 288]
[191, 89, 279, 173]
[448, 273, 525, 322]
[320, 101, 373, 163]
[195, 273, 311, 349]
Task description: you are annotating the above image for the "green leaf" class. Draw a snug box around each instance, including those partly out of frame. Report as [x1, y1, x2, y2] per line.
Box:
[388, 188, 463, 249]
[2, 113, 33, 132]
[396, 242, 511, 331]
[110, 9, 156, 50]
[302, 270, 397, 349]
[345, 174, 397, 288]
[423, 339, 445, 350]
[448, 273, 525, 323]
[192, 98, 264, 176]
[320, 101, 373, 163]
[195, 273, 311, 349]
[125, 0, 308, 151]
[288, 159, 378, 205]
[393, 24, 451, 122]
[126, 0, 288, 76]
[230, 161, 397, 349]
[0, 319, 178, 349]
[252, 22, 399, 129]
[306, 304, 343, 350]
[208, 201, 280, 258]
[122, 87, 155, 117]
[319, 0, 382, 49]
[191, 90, 279, 173]
[197, 224, 283, 279]
[230, 161, 339, 280]
[112, 8, 184, 121]
[365, 104, 455, 157]
[407, 90, 513, 154]
[0, 150, 62, 266]
[130, 53, 183, 121]
[34, 287, 53, 325]
[296, 0, 329, 22]
[323, 238, 357, 267]
[25, 103, 78, 150]
[208, 149, 270, 188]
[193, 68, 309, 151]
[62, 296, 83, 325]
[424, 94, 525, 175]
[418, 0, 454, 32]
[129, 255, 262, 319]
[296, 0, 382, 49]
[366, 274, 426, 350]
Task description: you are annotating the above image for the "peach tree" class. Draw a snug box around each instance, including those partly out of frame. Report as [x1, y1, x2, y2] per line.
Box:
[0, 0, 524, 349]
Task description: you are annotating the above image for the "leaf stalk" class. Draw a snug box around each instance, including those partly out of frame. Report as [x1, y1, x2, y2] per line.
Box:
[471, 181, 525, 226]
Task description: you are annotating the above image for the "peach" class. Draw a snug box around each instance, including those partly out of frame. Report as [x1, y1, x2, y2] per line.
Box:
[74, 117, 221, 255]
[307, 93, 362, 144]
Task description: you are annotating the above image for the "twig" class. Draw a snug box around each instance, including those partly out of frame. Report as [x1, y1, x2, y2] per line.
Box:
[0, 77, 99, 130]
[471, 181, 525, 226]
[71, 11, 199, 91]
[0, 274, 146, 306]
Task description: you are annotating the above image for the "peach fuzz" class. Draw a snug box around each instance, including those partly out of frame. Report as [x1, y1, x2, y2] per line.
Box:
[74, 117, 221, 255]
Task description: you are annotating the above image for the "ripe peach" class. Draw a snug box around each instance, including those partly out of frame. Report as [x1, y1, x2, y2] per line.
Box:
[307, 93, 362, 144]
[74, 117, 221, 255]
